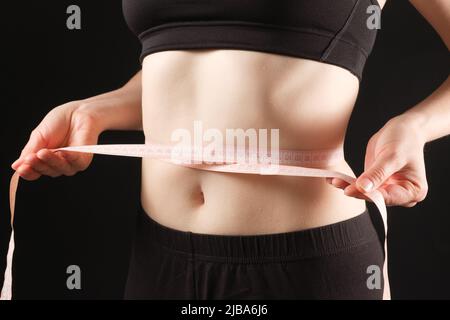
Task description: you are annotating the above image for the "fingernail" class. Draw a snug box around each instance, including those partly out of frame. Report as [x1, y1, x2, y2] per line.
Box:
[357, 178, 373, 192]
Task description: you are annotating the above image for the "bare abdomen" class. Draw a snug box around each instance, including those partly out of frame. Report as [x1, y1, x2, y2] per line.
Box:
[140, 49, 366, 235]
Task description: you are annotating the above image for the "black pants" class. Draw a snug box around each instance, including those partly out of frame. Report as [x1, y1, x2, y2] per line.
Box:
[124, 205, 385, 299]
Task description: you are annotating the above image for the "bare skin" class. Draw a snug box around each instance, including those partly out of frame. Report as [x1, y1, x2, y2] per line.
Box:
[139, 49, 365, 234]
[11, 0, 450, 235]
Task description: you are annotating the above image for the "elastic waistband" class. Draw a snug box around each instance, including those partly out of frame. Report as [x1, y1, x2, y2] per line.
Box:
[136, 205, 379, 263]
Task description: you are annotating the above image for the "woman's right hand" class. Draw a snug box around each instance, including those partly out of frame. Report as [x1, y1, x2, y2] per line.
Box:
[11, 101, 103, 181]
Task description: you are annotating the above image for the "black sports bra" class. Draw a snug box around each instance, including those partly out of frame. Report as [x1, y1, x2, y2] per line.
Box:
[122, 0, 380, 81]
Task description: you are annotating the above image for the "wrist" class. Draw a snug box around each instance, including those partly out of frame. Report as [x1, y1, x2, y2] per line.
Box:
[74, 87, 142, 132]
[73, 96, 120, 134]
[389, 112, 428, 145]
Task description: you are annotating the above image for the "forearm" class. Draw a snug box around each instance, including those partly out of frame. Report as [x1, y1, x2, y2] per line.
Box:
[76, 70, 143, 132]
[398, 0, 450, 144]
[396, 75, 450, 143]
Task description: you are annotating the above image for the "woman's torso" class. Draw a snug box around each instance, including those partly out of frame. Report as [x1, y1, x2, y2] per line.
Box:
[139, 0, 386, 235]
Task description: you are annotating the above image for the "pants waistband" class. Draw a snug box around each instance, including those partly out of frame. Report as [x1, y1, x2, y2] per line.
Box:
[137, 205, 379, 262]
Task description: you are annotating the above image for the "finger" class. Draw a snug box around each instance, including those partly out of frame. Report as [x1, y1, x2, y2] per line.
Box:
[60, 125, 98, 171]
[325, 178, 349, 189]
[22, 153, 61, 177]
[382, 183, 417, 207]
[11, 158, 24, 170]
[14, 129, 49, 169]
[12, 153, 35, 169]
[55, 150, 93, 172]
[343, 184, 371, 201]
[20, 129, 48, 157]
[403, 201, 418, 208]
[330, 178, 351, 190]
[55, 150, 81, 164]
[37, 149, 77, 176]
[16, 164, 42, 181]
[356, 151, 404, 194]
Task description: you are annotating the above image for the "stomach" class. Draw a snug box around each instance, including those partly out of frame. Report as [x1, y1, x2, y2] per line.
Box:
[140, 49, 367, 235]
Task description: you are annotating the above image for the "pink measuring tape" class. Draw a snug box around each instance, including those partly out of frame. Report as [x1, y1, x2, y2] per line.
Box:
[1, 143, 390, 300]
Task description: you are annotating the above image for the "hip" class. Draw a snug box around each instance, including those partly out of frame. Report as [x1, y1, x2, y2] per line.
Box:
[125, 204, 384, 300]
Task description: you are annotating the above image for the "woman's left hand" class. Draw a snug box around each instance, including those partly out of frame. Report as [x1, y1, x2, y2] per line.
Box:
[327, 115, 429, 207]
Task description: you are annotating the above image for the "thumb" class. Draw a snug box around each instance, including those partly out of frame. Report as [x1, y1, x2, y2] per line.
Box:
[12, 130, 48, 169]
[56, 126, 99, 166]
[21, 129, 48, 156]
[356, 152, 403, 193]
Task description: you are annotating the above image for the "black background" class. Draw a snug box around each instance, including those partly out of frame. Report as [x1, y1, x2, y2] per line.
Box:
[1, 1, 449, 299]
